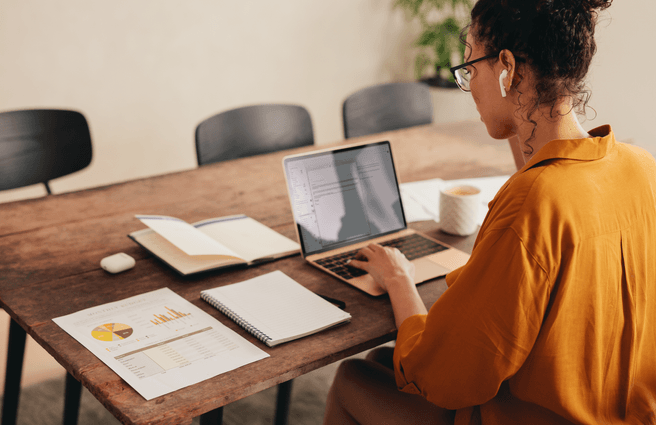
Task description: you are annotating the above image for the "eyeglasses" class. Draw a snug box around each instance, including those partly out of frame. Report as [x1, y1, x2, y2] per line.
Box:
[449, 54, 499, 92]
[450, 53, 525, 93]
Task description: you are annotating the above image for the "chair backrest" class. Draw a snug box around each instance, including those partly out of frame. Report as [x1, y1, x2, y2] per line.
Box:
[342, 82, 433, 139]
[195, 104, 314, 166]
[0, 109, 92, 194]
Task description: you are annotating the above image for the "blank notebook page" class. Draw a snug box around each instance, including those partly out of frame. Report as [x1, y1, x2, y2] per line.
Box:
[201, 270, 351, 346]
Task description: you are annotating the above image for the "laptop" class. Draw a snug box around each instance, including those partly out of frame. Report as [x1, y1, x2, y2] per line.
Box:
[282, 141, 470, 296]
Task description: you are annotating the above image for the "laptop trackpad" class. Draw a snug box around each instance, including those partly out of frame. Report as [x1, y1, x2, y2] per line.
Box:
[427, 249, 470, 271]
[413, 257, 451, 283]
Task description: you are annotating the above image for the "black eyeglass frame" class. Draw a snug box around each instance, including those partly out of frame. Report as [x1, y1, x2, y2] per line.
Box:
[449, 52, 525, 92]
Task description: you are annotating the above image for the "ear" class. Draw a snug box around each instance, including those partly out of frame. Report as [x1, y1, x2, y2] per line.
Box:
[498, 49, 517, 94]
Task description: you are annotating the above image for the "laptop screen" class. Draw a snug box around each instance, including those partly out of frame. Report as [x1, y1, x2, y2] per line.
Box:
[283, 141, 407, 256]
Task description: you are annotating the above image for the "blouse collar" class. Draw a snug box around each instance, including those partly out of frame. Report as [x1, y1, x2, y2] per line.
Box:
[519, 125, 615, 172]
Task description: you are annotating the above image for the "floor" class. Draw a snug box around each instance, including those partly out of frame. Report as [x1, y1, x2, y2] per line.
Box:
[0, 309, 67, 392]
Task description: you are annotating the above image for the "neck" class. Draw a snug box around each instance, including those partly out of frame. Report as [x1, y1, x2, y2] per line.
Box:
[513, 103, 590, 164]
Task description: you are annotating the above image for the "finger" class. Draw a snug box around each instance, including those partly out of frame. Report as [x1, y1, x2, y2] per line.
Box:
[346, 259, 368, 270]
[353, 250, 369, 261]
[355, 246, 375, 260]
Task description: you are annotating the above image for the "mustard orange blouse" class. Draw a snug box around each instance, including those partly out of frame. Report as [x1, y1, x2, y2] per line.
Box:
[393, 126, 656, 424]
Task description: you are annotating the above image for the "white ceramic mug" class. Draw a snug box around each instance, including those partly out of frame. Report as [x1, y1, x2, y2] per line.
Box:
[439, 185, 481, 236]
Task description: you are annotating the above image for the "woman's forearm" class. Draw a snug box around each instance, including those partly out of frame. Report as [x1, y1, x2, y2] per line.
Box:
[386, 275, 428, 328]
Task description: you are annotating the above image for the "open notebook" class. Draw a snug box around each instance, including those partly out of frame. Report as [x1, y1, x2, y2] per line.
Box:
[129, 214, 300, 275]
[201, 271, 351, 347]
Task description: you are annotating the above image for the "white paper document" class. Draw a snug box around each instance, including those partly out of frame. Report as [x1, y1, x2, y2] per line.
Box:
[400, 175, 511, 224]
[53, 288, 269, 400]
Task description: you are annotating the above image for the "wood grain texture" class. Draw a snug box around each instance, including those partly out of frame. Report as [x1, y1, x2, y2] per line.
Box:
[0, 121, 516, 424]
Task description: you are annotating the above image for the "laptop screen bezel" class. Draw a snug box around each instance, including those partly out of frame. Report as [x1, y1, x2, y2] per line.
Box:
[283, 140, 409, 257]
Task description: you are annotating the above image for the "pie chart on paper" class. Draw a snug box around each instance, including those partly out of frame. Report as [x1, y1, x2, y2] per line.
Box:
[91, 323, 134, 341]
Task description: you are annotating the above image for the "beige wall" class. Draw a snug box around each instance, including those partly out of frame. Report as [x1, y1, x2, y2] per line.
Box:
[0, 2, 651, 204]
[0, 0, 421, 202]
[0, 1, 652, 388]
[587, 1, 654, 146]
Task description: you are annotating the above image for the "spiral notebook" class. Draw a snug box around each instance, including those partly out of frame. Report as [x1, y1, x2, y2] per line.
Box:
[200, 271, 351, 347]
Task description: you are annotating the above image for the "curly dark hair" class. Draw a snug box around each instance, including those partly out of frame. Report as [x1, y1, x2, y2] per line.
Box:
[468, 0, 612, 142]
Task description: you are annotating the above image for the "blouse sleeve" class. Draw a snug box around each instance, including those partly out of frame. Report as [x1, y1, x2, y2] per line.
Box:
[393, 227, 551, 409]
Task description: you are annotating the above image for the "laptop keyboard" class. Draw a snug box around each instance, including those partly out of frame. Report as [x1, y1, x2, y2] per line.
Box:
[314, 234, 449, 280]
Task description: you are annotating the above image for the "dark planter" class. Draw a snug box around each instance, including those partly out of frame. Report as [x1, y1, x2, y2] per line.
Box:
[420, 66, 459, 89]
[420, 75, 459, 89]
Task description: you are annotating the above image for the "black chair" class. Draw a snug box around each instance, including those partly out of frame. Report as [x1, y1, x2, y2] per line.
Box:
[0, 109, 92, 194]
[0, 109, 92, 425]
[195, 104, 314, 166]
[195, 104, 313, 425]
[342, 82, 434, 139]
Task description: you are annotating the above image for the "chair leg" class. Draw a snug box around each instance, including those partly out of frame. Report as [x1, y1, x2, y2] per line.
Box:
[274, 380, 293, 425]
[1, 319, 27, 425]
[199, 407, 223, 425]
[63, 373, 82, 425]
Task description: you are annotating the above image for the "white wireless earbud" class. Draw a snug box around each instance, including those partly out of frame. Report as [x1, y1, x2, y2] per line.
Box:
[499, 70, 508, 98]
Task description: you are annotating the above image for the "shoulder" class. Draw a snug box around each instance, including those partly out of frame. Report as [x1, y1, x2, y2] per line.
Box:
[477, 156, 592, 273]
[487, 137, 656, 229]
[480, 164, 551, 234]
[480, 137, 656, 267]
[617, 142, 656, 174]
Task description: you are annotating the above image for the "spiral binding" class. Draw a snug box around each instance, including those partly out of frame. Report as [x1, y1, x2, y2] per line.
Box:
[200, 292, 273, 344]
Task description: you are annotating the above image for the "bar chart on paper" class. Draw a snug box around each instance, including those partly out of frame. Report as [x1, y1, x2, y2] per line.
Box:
[150, 306, 191, 326]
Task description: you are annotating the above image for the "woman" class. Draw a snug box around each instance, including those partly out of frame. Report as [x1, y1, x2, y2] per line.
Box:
[323, 0, 656, 424]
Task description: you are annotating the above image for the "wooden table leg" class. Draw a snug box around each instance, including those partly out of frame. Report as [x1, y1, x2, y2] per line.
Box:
[1, 319, 26, 425]
[199, 407, 223, 425]
[63, 373, 82, 425]
[274, 380, 293, 425]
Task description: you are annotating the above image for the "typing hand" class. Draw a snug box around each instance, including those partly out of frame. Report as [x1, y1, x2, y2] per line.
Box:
[347, 243, 415, 292]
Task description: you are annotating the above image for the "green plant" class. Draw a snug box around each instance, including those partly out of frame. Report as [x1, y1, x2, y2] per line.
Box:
[395, 0, 473, 85]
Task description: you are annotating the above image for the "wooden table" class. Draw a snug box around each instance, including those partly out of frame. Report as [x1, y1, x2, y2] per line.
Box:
[0, 121, 516, 425]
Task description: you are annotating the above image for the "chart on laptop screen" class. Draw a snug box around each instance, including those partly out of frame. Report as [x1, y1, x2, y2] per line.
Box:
[284, 142, 406, 255]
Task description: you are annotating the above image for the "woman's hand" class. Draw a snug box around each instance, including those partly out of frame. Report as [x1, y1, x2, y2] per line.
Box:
[348, 244, 426, 327]
[348, 243, 415, 292]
